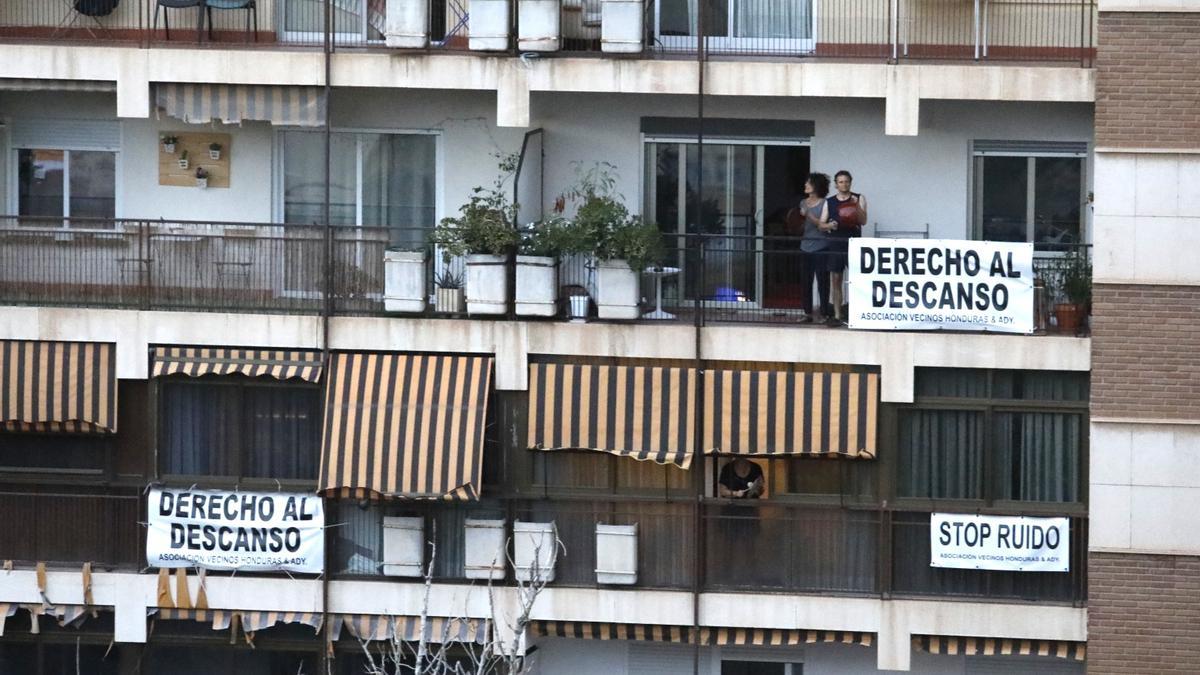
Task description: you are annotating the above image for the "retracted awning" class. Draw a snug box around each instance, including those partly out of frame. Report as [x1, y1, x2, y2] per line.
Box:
[912, 635, 1085, 662]
[529, 621, 873, 647]
[1, 340, 117, 433]
[528, 363, 697, 469]
[703, 369, 878, 458]
[152, 346, 323, 383]
[155, 83, 326, 127]
[334, 615, 488, 644]
[319, 353, 493, 500]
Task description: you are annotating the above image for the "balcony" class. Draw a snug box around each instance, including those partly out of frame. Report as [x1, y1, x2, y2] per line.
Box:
[0, 216, 1090, 336]
[0, 0, 1096, 65]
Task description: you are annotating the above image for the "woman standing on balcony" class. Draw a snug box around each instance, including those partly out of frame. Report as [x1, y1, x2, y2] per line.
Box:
[794, 172, 837, 324]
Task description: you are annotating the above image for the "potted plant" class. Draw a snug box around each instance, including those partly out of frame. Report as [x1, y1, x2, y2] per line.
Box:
[515, 217, 572, 317]
[383, 246, 428, 313]
[161, 135, 178, 154]
[194, 167, 209, 189]
[518, 0, 560, 51]
[469, 0, 510, 50]
[1053, 248, 1092, 335]
[564, 163, 663, 319]
[385, 0, 429, 47]
[430, 156, 521, 315]
[178, 150, 189, 170]
[208, 142, 222, 160]
[601, 0, 643, 53]
[434, 267, 465, 314]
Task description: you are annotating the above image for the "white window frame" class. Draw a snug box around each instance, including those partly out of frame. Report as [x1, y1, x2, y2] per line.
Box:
[279, 0, 385, 45]
[654, 0, 817, 54]
[6, 145, 123, 231]
[971, 145, 1087, 247]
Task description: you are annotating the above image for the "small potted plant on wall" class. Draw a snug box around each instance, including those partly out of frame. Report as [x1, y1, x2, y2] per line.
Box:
[434, 267, 465, 314]
[194, 167, 209, 189]
[1053, 247, 1092, 335]
[178, 150, 189, 170]
[565, 162, 663, 319]
[430, 156, 521, 315]
[161, 135, 178, 154]
[208, 142, 222, 160]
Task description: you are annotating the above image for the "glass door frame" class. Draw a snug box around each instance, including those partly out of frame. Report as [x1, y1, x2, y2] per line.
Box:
[643, 135, 811, 309]
[970, 147, 1088, 248]
[280, 0, 383, 45]
[653, 0, 817, 54]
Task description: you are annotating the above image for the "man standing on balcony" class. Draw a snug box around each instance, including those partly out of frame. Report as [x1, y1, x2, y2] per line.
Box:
[826, 170, 868, 327]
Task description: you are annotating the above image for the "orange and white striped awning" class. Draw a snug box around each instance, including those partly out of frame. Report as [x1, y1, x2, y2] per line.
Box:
[912, 635, 1085, 662]
[152, 346, 323, 383]
[334, 615, 488, 645]
[529, 621, 873, 647]
[1, 340, 117, 433]
[319, 353, 494, 500]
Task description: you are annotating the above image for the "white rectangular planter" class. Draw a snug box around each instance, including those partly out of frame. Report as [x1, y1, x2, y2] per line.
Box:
[470, 0, 511, 51]
[595, 523, 637, 585]
[382, 516, 424, 577]
[386, 0, 429, 47]
[515, 255, 558, 316]
[384, 249, 427, 313]
[518, 0, 560, 51]
[436, 286, 465, 313]
[513, 521, 557, 583]
[601, 0, 643, 53]
[465, 253, 509, 315]
[594, 258, 639, 319]
[464, 519, 507, 580]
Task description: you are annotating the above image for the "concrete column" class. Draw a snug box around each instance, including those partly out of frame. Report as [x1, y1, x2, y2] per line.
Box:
[116, 50, 151, 119]
[496, 61, 531, 128]
[884, 66, 920, 137]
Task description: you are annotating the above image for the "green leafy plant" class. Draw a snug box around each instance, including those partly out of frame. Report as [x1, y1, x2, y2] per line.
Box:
[518, 215, 590, 257]
[161, 135, 178, 145]
[562, 162, 664, 271]
[430, 153, 521, 257]
[1059, 247, 1092, 306]
[434, 268, 464, 289]
[209, 142, 222, 152]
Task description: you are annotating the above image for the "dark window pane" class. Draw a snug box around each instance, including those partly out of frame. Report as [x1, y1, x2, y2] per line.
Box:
[1033, 157, 1082, 246]
[722, 661, 786, 675]
[242, 385, 320, 480]
[898, 410, 984, 500]
[979, 156, 1028, 242]
[43, 643, 121, 675]
[914, 368, 989, 398]
[0, 434, 108, 472]
[69, 150, 116, 222]
[160, 383, 240, 476]
[991, 371, 1089, 402]
[992, 412, 1082, 503]
[0, 643, 37, 674]
[532, 451, 612, 490]
[18, 149, 64, 218]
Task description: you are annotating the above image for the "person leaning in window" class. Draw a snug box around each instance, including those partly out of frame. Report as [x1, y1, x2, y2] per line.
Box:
[826, 170, 868, 327]
[796, 172, 838, 324]
[719, 458, 765, 499]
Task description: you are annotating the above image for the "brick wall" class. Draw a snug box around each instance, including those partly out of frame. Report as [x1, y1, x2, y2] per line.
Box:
[1088, 552, 1200, 673]
[1091, 284, 1200, 419]
[1096, 12, 1200, 149]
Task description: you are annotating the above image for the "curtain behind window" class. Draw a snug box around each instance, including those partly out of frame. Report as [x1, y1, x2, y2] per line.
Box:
[993, 412, 1081, 503]
[898, 409, 984, 500]
[243, 386, 320, 480]
[160, 384, 240, 476]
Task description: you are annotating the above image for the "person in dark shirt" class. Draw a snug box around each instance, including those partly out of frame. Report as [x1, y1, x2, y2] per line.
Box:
[718, 458, 765, 499]
[825, 170, 868, 327]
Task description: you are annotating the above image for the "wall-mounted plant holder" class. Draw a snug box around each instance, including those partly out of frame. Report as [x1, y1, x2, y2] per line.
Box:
[208, 143, 222, 160]
[195, 167, 209, 189]
[161, 136, 177, 154]
[159, 132, 231, 188]
[177, 151, 189, 170]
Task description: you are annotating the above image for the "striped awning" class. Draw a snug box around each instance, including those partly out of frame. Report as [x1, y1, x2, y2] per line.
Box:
[703, 370, 878, 458]
[0, 604, 97, 635]
[1, 340, 117, 433]
[528, 363, 698, 469]
[152, 347, 323, 383]
[0, 79, 114, 92]
[155, 608, 322, 634]
[529, 621, 873, 647]
[320, 353, 494, 500]
[913, 635, 1085, 662]
[334, 615, 488, 645]
[155, 83, 326, 127]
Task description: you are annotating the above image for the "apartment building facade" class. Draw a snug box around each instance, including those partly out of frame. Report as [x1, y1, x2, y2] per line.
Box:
[0, 0, 1109, 673]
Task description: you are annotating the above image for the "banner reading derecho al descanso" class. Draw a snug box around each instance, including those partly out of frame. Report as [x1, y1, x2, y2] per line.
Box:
[848, 238, 1034, 333]
[147, 488, 324, 574]
[930, 513, 1070, 573]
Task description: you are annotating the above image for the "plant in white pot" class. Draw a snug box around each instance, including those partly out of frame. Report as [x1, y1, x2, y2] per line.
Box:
[515, 217, 573, 317]
[383, 245, 428, 313]
[194, 166, 209, 189]
[434, 267, 465, 314]
[518, 0, 560, 51]
[385, 0, 429, 48]
[470, 0, 511, 50]
[430, 161, 521, 316]
[601, 0, 643, 53]
[564, 162, 664, 320]
[161, 135, 178, 154]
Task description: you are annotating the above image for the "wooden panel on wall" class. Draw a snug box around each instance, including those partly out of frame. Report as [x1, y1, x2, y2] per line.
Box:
[157, 132, 231, 188]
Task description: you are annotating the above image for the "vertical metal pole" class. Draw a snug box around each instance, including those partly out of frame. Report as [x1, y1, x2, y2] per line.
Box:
[320, 2, 333, 674]
[691, 7, 707, 675]
[890, 0, 899, 63]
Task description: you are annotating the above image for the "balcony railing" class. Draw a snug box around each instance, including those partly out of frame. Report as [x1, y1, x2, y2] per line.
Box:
[0, 0, 1095, 64]
[328, 498, 1088, 604]
[0, 491, 143, 569]
[0, 217, 1091, 333]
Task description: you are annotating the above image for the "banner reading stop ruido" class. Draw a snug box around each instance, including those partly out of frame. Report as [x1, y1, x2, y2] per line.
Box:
[929, 513, 1070, 573]
[146, 488, 324, 574]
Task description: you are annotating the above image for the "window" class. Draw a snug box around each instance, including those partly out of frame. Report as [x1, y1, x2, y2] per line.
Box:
[973, 142, 1087, 247]
[530, 451, 691, 495]
[279, 130, 437, 248]
[158, 380, 320, 482]
[657, 0, 814, 52]
[896, 369, 1088, 505]
[16, 149, 116, 223]
[721, 661, 802, 675]
[282, 0, 385, 43]
[0, 434, 111, 475]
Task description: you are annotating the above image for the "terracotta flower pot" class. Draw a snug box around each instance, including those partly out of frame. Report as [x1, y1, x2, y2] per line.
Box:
[1054, 303, 1085, 335]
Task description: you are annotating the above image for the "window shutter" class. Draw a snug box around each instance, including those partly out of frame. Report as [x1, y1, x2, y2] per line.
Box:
[972, 140, 1087, 156]
[10, 119, 121, 151]
[626, 644, 695, 674]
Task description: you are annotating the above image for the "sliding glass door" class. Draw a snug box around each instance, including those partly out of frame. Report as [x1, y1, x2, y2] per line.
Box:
[657, 0, 815, 53]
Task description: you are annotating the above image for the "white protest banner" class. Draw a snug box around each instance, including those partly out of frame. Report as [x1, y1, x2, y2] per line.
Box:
[147, 488, 324, 574]
[848, 238, 1034, 333]
[930, 513, 1070, 573]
